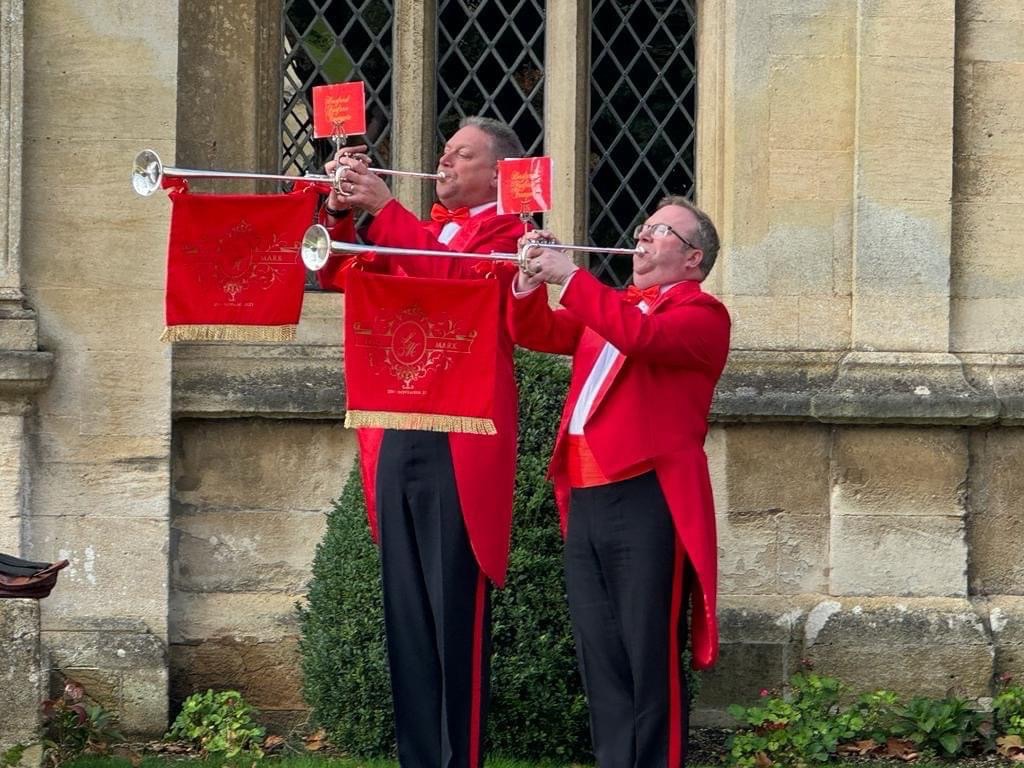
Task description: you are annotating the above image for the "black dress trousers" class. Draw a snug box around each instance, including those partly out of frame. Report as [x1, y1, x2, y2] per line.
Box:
[566, 471, 689, 768]
[376, 429, 492, 768]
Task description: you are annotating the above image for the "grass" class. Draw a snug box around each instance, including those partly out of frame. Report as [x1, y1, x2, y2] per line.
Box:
[63, 755, 998, 768]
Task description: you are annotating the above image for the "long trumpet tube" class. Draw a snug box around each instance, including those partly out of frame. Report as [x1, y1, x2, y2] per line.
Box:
[132, 149, 443, 197]
[300, 225, 637, 272]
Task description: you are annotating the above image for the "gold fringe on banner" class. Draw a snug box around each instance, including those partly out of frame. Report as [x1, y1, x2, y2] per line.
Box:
[345, 410, 497, 436]
[160, 325, 298, 343]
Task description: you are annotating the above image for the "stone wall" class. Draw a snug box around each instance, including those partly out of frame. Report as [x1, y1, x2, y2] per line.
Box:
[0, 599, 43, 753]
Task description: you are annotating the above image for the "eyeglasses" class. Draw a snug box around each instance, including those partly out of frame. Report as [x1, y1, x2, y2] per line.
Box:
[632, 223, 699, 251]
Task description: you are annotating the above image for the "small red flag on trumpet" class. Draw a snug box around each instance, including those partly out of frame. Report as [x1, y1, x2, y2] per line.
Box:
[161, 181, 319, 342]
[497, 156, 553, 215]
[312, 82, 367, 138]
[343, 270, 499, 435]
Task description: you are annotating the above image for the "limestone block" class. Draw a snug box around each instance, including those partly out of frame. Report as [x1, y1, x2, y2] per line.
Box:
[28, 516, 168, 631]
[952, 298, 1024, 354]
[854, 200, 951, 293]
[769, 149, 853, 202]
[858, 148, 953, 202]
[858, 57, 954, 149]
[860, 0, 954, 19]
[0, 415, 24, 548]
[46, 628, 168, 737]
[692, 596, 817, 726]
[723, 295, 800, 350]
[830, 514, 967, 596]
[712, 350, 845, 421]
[956, 62, 1024, 155]
[830, 427, 968, 517]
[172, 344, 347, 418]
[796, 295, 852, 350]
[294, 292, 344, 346]
[717, 511, 779, 595]
[768, 11, 854, 56]
[988, 597, 1024, 678]
[172, 508, 326, 594]
[31, 288, 167, 352]
[853, 294, 950, 353]
[172, 419, 356, 511]
[169, 592, 302, 643]
[956, 152, 1024, 204]
[0, 600, 42, 751]
[960, 0, 1024, 22]
[768, 55, 855, 151]
[860, 15, 954, 58]
[30, 456, 169, 520]
[952, 203, 1024, 298]
[778, 514, 830, 594]
[802, 597, 992, 698]
[966, 429, 1024, 595]
[170, 637, 304, 713]
[765, 201, 843, 296]
[721, 424, 830, 517]
[21, 6, 178, 139]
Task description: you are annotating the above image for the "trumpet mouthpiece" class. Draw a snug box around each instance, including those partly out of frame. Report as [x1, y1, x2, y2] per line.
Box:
[436, 170, 447, 180]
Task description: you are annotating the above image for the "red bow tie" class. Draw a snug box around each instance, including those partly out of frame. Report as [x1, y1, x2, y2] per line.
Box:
[625, 284, 661, 306]
[430, 203, 471, 224]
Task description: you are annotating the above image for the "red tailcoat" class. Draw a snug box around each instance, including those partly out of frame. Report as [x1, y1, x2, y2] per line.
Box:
[507, 270, 731, 668]
[319, 200, 525, 586]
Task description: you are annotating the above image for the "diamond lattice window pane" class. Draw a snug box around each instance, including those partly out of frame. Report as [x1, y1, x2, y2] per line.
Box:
[436, 0, 545, 157]
[282, 0, 395, 180]
[588, 0, 698, 287]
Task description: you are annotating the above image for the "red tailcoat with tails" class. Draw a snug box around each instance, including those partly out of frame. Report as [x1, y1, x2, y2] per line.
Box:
[319, 199, 525, 586]
[507, 270, 731, 669]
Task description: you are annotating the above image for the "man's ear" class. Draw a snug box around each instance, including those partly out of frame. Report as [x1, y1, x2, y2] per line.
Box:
[685, 248, 704, 270]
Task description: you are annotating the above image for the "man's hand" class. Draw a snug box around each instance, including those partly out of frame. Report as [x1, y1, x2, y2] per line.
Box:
[517, 229, 579, 288]
[324, 145, 386, 214]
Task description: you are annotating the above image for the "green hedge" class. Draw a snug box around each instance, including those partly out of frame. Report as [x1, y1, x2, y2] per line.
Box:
[300, 349, 696, 761]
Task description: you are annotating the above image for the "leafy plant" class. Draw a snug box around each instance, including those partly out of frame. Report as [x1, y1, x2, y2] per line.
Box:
[40, 680, 122, 767]
[165, 689, 265, 759]
[840, 689, 900, 743]
[890, 694, 987, 757]
[1, 745, 26, 768]
[727, 673, 856, 767]
[993, 679, 1024, 738]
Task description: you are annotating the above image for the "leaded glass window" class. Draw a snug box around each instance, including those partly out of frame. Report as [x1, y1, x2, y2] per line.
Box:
[589, 0, 698, 286]
[436, 0, 545, 156]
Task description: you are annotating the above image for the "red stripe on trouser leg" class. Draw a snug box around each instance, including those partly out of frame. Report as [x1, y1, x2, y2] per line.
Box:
[469, 571, 487, 768]
[668, 542, 685, 767]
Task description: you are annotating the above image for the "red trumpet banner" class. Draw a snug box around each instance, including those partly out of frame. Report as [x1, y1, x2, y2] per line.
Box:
[343, 270, 499, 435]
[497, 156, 553, 215]
[312, 82, 367, 138]
[160, 181, 319, 342]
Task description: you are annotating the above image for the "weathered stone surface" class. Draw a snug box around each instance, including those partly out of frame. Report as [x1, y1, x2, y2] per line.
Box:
[172, 419, 356, 511]
[172, 508, 326, 593]
[170, 637, 304, 713]
[830, 514, 968, 596]
[811, 352, 1000, 424]
[987, 597, 1024, 679]
[173, 344, 346, 418]
[170, 592, 302, 644]
[831, 426, 969, 517]
[28, 517, 169, 632]
[0, 600, 42, 752]
[967, 429, 1024, 594]
[802, 598, 992, 698]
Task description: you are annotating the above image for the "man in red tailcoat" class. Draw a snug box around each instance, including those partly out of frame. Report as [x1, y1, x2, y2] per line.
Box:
[508, 196, 730, 768]
[316, 117, 525, 768]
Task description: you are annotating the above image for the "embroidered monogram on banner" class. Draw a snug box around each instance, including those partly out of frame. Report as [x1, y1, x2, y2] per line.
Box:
[161, 181, 319, 342]
[343, 270, 499, 435]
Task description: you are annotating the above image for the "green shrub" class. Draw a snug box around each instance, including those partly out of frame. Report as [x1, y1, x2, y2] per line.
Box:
[890, 694, 989, 757]
[165, 689, 265, 759]
[993, 680, 1024, 738]
[728, 673, 858, 767]
[41, 680, 122, 767]
[300, 349, 699, 761]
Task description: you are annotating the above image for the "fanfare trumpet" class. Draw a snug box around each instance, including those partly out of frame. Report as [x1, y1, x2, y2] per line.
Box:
[299, 224, 638, 272]
[131, 149, 444, 197]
